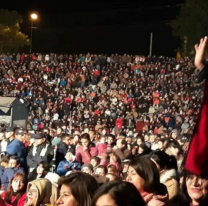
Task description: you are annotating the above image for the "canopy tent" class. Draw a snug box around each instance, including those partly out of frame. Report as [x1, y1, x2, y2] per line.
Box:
[0, 97, 28, 128]
[0, 97, 16, 113]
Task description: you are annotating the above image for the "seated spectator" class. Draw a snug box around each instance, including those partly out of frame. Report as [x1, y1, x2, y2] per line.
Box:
[107, 164, 119, 176]
[105, 173, 122, 182]
[1, 172, 27, 206]
[56, 172, 98, 206]
[96, 135, 107, 156]
[113, 138, 131, 161]
[95, 165, 108, 176]
[81, 163, 94, 175]
[126, 156, 168, 205]
[28, 161, 49, 182]
[25, 178, 57, 206]
[92, 181, 146, 206]
[1, 156, 24, 190]
[89, 157, 100, 173]
[150, 151, 178, 200]
[56, 152, 81, 176]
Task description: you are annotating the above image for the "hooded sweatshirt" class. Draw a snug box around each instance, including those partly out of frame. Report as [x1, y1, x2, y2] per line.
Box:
[25, 178, 57, 206]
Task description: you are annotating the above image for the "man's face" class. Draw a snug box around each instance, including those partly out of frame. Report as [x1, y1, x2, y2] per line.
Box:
[116, 139, 125, 149]
[34, 138, 45, 146]
[63, 136, 71, 146]
[15, 132, 25, 142]
[8, 159, 18, 168]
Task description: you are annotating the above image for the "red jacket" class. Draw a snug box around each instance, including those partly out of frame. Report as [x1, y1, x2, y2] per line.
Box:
[76, 145, 98, 164]
[1, 191, 26, 206]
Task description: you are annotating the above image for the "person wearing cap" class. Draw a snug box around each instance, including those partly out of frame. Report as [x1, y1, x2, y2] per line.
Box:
[6, 128, 27, 169]
[26, 132, 54, 173]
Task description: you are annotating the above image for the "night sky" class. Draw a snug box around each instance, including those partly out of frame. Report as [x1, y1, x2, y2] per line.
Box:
[1, 0, 184, 56]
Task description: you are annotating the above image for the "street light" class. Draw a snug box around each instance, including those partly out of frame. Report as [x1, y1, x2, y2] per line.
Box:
[30, 13, 38, 54]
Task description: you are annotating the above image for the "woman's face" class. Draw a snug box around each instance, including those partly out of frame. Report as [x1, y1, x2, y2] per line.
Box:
[12, 176, 24, 192]
[57, 184, 78, 206]
[186, 174, 208, 205]
[27, 185, 38, 206]
[137, 138, 143, 146]
[95, 194, 117, 206]
[126, 166, 145, 193]
[37, 164, 45, 175]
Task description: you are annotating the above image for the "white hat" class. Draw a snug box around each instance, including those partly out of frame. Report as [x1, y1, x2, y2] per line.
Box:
[45, 172, 60, 187]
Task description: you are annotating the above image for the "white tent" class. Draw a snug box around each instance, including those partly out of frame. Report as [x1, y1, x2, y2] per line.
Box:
[0, 97, 16, 113]
[0, 97, 16, 124]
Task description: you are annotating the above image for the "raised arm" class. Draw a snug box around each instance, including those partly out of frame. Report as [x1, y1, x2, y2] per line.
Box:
[194, 36, 207, 71]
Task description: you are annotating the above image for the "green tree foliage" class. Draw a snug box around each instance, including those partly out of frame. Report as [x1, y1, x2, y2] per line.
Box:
[0, 9, 29, 53]
[171, 0, 208, 56]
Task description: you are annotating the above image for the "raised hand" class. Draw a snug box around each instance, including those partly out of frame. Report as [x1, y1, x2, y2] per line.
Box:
[194, 36, 207, 70]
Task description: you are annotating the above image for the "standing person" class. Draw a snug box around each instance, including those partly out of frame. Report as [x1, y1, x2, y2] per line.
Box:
[55, 134, 72, 167]
[6, 128, 26, 169]
[185, 36, 208, 180]
[75, 133, 98, 164]
[181, 36, 208, 206]
[1, 172, 27, 206]
[27, 133, 54, 173]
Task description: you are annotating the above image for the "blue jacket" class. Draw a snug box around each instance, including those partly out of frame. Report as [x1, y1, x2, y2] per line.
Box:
[6, 139, 26, 168]
[56, 160, 81, 176]
[1, 167, 24, 190]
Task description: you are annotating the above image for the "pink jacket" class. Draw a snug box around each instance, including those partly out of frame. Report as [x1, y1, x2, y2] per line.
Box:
[96, 143, 107, 156]
[76, 145, 98, 164]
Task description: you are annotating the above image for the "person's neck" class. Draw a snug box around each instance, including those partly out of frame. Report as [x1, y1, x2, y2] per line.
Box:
[192, 200, 199, 206]
[9, 136, 14, 141]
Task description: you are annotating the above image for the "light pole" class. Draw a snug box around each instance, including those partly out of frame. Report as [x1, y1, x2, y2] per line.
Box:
[30, 13, 38, 54]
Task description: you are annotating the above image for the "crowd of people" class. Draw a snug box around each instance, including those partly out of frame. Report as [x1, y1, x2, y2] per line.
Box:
[0, 36, 208, 206]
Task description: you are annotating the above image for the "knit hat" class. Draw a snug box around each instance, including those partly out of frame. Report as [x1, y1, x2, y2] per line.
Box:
[81, 163, 93, 173]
